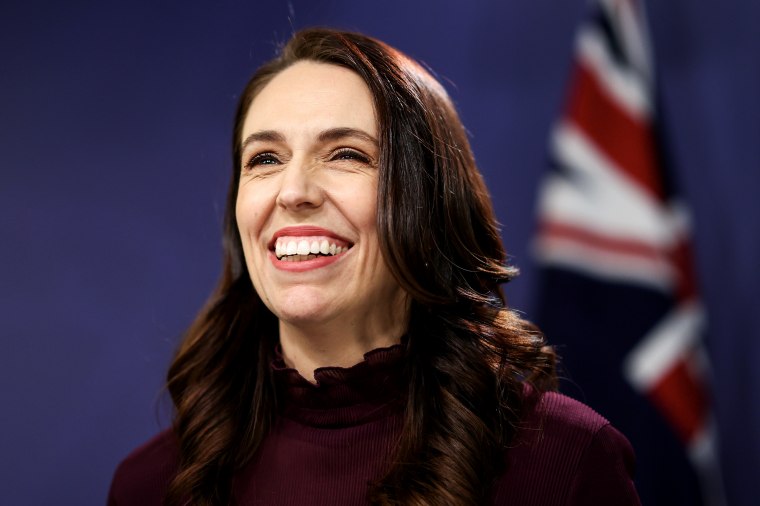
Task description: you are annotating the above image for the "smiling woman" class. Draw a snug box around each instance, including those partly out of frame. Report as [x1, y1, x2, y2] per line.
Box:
[236, 62, 407, 378]
[108, 28, 641, 505]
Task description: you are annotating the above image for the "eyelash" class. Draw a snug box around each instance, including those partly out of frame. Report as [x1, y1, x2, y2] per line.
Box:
[331, 148, 371, 164]
[243, 148, 371, 170]
[244, 152, 279, 170]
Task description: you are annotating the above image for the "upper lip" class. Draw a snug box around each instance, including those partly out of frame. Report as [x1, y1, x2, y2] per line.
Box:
[268, 226, 353, 250]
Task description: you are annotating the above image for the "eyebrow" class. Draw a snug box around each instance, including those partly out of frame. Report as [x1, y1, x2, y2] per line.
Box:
[240, 127, 378, 151]
[240, 130, 285, 150]
[317, 127, 378, 146]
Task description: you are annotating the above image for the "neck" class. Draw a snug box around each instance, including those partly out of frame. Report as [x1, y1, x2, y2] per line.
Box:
[278, 308, 408, 383]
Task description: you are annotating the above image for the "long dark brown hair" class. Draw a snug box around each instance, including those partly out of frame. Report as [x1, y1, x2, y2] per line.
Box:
[166, 28, 556, 505]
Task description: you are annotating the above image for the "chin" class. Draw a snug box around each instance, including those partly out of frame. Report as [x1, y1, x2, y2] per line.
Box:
[270, 291, 340, 326]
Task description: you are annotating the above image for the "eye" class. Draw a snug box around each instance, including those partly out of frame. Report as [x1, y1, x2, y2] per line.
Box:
[330, 148, 371, 164]
[244, 152, 280, 170]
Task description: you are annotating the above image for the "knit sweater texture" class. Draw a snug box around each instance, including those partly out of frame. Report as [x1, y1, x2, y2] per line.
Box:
[108, 343, 640, 505]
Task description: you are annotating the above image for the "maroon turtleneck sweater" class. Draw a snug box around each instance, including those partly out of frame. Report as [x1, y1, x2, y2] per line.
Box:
[108, 344, 640, 505]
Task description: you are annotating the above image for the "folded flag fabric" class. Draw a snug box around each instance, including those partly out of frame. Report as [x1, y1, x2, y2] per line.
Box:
[533, 0, 725, 504]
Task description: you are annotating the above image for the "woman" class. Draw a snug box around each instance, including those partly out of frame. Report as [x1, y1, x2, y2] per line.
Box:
[109, 28, 640, 505]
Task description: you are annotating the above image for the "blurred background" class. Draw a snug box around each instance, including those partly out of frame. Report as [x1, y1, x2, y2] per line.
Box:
[1, 0, 757, 504]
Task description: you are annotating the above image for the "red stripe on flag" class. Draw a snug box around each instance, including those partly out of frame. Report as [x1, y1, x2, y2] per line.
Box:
[670, 237, 700, 302]
[647, 356, 709, 443]
[565, 62, 663, 199]
[539, 220, 664, 261]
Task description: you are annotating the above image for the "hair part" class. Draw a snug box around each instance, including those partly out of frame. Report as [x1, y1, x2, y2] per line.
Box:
[166, 27, 556, 505]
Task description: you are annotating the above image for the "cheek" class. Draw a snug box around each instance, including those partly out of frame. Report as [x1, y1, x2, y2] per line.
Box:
[235, 190, 271, 302]
[236, 184, 269, 235]
[235, 186, 271, 270]
[346, 181, 379, 230]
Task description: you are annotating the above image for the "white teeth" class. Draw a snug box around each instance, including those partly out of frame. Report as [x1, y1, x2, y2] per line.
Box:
[274, 237, 351, 260]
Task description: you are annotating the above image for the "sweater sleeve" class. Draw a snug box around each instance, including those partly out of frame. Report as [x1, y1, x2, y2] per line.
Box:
[566, 423, 641, 506]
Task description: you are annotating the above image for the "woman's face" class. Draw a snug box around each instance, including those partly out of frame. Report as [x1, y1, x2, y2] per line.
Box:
[236, 61, 406, 332]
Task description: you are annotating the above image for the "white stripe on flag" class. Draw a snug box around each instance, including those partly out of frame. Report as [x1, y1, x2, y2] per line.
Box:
[577, 26, 651, 119]
[534, 233, 676, 291]
[542, 122, 676, 246]
[689, 420, 728, 506]
[599, 0, 653, 82]
[623, 300, 705, 391]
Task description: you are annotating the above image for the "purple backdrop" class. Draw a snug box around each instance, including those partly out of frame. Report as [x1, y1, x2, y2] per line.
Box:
[1, 1, 757, 504]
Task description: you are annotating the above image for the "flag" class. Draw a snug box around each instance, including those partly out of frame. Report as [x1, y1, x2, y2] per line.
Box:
[533, 0, 725, 504]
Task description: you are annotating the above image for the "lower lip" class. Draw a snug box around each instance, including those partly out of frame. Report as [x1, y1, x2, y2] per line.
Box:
[268, 250, 347, 272]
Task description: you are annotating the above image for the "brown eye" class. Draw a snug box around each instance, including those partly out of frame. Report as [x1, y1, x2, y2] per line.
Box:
[245, 152, 280, 170]
[331, 148, 371, 164]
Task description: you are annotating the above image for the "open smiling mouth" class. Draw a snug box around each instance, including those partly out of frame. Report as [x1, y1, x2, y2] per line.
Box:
[273, 237, 353, 262]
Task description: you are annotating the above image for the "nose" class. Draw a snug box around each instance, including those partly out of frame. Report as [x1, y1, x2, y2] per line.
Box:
[275, 157, 324, 211]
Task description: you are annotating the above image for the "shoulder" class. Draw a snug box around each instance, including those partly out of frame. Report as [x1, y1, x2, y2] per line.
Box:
[521, 390, 613, 446]
[107, 429, 179, 506]
[493, 391, 640, 506]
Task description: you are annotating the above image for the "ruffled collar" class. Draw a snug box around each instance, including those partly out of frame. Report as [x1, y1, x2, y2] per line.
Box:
[271, 342, 407, 428]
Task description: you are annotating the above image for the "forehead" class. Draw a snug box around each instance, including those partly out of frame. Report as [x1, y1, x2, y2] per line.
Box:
[241, 61, 377, 140]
